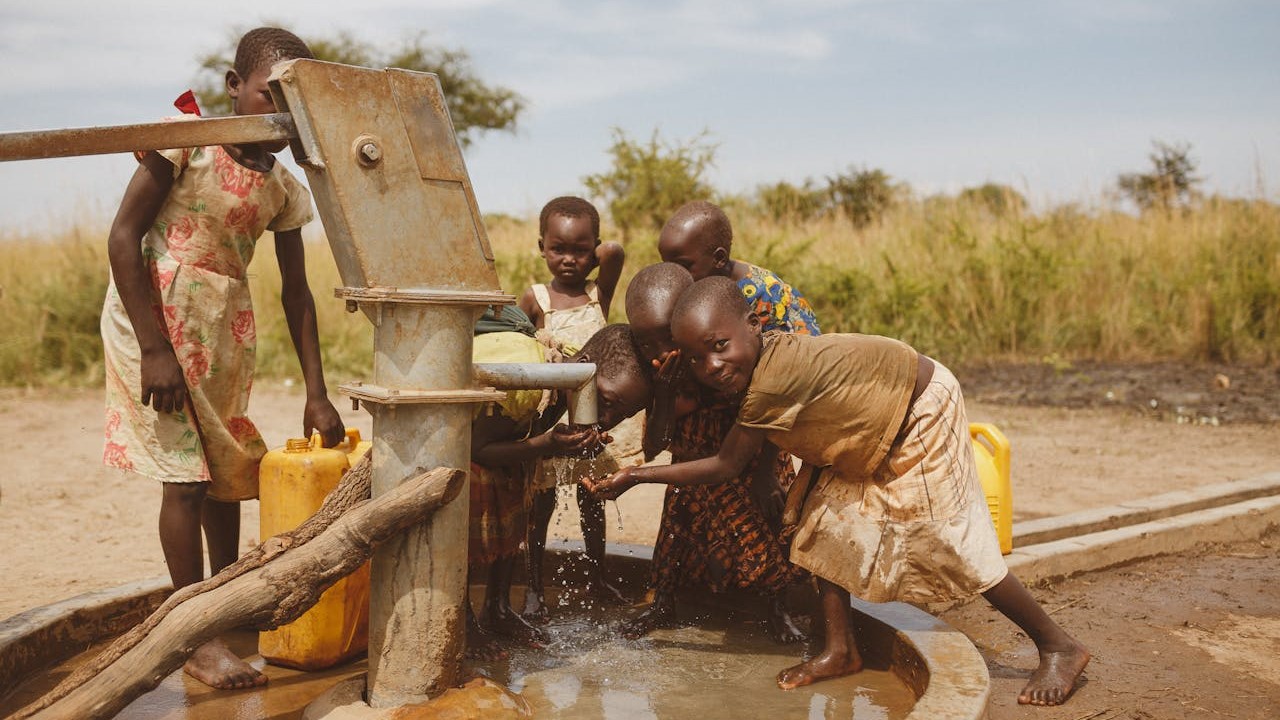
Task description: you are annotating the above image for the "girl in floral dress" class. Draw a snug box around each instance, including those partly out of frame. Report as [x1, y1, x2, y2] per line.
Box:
[101, 28, 343, 690]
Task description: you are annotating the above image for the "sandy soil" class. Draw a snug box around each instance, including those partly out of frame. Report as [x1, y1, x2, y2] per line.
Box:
[0, 377, 1278, 717]
[943, 532, 1280, 720]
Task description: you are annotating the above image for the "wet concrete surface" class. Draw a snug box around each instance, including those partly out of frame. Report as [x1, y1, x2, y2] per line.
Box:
[2, 584, 918, 720]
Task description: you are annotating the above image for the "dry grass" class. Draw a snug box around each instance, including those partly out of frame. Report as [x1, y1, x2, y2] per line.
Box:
[1, 194, 1276, 388]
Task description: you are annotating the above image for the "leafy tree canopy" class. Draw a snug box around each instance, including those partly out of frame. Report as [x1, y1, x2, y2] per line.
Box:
[193, 29, 524, 147]
[1117, 140, 1202, 213]
[583, 128, 718, 242]
[958, 183, 1028, 216]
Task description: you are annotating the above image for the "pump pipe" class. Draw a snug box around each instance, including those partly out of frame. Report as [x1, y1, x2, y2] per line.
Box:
[473, 362, 598, 426]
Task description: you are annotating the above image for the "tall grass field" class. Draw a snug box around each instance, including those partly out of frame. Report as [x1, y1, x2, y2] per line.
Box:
[1, 195, 1276, 388]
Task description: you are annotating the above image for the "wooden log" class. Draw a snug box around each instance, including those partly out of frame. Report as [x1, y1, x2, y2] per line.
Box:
[14, 454, 375, 718]
[16, 464, 464, 720]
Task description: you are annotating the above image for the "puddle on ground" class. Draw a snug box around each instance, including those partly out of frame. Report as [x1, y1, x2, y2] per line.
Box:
[3, 587, 915, 720]
[476, 587, 915, 720]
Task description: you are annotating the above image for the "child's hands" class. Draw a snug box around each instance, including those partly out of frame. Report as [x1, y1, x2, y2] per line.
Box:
[140, 347, 188, 414]
[651, 349, 685, 387]
[304, 396, 345, 448]
[582, 467, 640, 500]
[546, 424, 608, 457]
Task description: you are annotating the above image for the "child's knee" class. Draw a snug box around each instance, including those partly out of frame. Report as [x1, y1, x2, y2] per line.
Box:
[162, 481, 208, 509]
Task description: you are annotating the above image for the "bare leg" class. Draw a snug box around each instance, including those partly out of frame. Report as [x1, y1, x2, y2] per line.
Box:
[766, 592, 807, 644]
[522, 488, 555, 623]
[202, 497, 240, 574]
[620, 590, 678, 639]
[160, 483, 266, 690]
[777, 578, 862, 689]
[982, 573, 1089, 706]
[482, 555, 546, 645]
[577, 483, 626, 604]
[465, 599, 508, 662]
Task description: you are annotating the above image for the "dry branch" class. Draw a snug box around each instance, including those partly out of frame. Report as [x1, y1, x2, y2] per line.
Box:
[17, 462, 463, 720]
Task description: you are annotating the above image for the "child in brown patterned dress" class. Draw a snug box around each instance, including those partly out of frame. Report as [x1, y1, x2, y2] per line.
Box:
[588, 277, 1091, 707]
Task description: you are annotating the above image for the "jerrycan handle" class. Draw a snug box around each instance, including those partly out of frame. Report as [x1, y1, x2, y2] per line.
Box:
[969, 423, 1011, 487]
[310, 428, 362, 452]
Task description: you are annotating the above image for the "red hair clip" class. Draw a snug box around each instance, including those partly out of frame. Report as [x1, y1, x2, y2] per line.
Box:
[173, 90, 202, 117]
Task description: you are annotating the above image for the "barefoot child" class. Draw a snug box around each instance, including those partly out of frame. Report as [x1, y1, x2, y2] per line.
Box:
[101, 28, 344, 689]
[623, 262, 807, 642]
[466, 306, 601, 659]
[588, 277, 1091, 707]
[624, 200, 821, 639]
[518, 197, 630, 620]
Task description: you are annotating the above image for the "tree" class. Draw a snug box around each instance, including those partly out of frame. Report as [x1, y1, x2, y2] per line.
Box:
[582, 128, 718, 242]
[827, 166, 898, 229]
[193, 30, 524, 147]
[755, 179, 829, 222]
[1117, 140, 1202, 213]
[958, 183, 1028, 216]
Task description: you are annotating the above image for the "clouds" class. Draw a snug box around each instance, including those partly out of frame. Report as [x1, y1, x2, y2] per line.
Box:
[0, 0, 1277, 229]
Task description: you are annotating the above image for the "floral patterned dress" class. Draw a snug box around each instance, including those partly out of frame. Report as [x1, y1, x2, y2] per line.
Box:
[101, 143, 313, 501]
[737, 263, 821, 336]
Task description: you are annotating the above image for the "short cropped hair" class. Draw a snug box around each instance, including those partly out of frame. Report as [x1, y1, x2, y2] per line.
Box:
[540, 196, 601, 241]
[625, 262, 694, 322]
[663, 200, 732, 253]
[576, 323, 648, 387]
[671, 276, 748, 334]
[234, 27, 314, 79]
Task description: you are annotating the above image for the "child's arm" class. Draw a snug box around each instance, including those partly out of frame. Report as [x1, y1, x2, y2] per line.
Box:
[641, 350, 684, 460]
[594, 241, 625, 318]
[275, 228, 345, 447]
[587, 423, 766, 500]
[107, 152, 185, 413]
[517, 287, 544, 329]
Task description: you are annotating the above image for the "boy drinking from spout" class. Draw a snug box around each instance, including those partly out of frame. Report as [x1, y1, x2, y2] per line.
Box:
[587, 277, 1090, 707]
[468, 316, 649, 658]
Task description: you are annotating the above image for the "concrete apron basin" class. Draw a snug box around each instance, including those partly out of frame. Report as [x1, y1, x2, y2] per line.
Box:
[0, 544, 989, 719]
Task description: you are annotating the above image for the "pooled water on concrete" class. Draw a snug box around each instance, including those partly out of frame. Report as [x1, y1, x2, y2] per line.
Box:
[3, 588, 914, 720]
[477, 588, 916, 719]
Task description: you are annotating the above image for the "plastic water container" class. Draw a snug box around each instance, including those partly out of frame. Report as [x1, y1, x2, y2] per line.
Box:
[258, 429, 371, 670]
[970, 423, 1013, 555]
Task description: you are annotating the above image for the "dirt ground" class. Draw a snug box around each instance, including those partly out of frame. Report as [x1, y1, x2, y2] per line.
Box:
[1, 361, 1278, 717]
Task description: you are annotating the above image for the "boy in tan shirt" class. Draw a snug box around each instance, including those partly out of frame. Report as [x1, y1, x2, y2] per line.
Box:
[586, 276, 1090, 707]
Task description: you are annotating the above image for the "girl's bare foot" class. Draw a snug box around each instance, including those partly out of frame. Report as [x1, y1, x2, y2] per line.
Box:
[521, 591, 550, 625]
[1018, 642, 1090, 706]
[465, 624, 510, 662]
[776, 645, 863, 690]
[766, 596, 807, 644]
[483, 604, 548, 646]
[182, 638, 267, 690]
[620, 600, 677, 640]
[586, 575, 629, 606]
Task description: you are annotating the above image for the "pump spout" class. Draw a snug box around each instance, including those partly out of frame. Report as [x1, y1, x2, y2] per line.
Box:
[473, 362, 598, 425]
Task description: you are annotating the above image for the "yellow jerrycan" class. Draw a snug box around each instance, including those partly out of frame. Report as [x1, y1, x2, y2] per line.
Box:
[258, 429, 372, 670]
[970, 423, 1013, 555]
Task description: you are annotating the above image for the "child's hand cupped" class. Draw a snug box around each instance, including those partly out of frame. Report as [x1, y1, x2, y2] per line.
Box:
[582, 467, 640, 500]
[547, 423, 601, 456]
[651, 349, 685, 386]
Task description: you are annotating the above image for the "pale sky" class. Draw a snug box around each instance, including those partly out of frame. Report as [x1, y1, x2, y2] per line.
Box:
[1, 0, 1277, 234]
